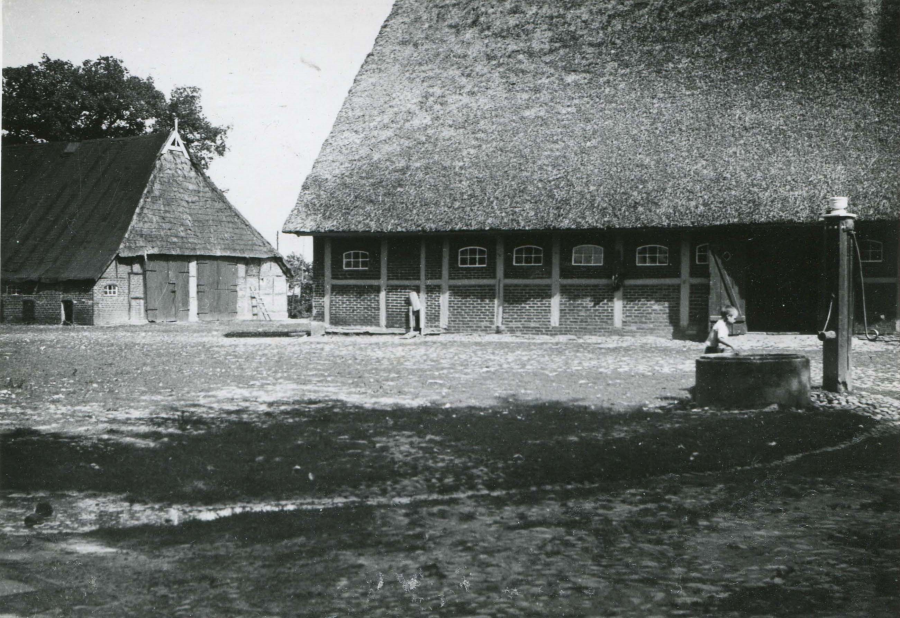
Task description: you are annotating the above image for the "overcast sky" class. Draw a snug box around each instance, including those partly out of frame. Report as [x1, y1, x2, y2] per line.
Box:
[2, 0, 395, 260]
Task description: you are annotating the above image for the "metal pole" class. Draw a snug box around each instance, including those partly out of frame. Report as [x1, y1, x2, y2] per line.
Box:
[821, 197, 856, 393]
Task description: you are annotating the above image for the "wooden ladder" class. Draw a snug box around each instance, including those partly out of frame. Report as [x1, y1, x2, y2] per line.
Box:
[250, 292, 271, 321]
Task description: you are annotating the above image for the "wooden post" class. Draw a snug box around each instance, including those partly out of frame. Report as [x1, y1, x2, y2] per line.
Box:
[188, 259, 198, 321]
[822, 198, 856, 393]
[613, 236, 624, 328]
[679, 232, 691, 329]
[323, 238, 332, 326]
[495, 235, 505, 328]
[379, 239, 388, 328]
[550, 233, 560, 327]
[896, 220, 900, 333]
[440, 238, 449, 329]
[420, 239, 427, 331]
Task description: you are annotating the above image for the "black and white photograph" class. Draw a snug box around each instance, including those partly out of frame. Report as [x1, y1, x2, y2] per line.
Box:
[1, 0, 899, 615]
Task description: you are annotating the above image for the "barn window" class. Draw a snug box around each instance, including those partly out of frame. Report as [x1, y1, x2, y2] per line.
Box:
[572, 245, 604, 266]
[342, 251, 370, 270]
[513, 245, 543, 266]
[859, 240, 883, 263]
[695, 244, 709, 265]
[103, 284, 118, 297]
[5, 285, 21, 296]
[636, 245, 669, 266]
[458, 246, 487, 267]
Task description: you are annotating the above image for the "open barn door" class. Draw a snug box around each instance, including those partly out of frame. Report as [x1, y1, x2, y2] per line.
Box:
[709, 242, 748, 335]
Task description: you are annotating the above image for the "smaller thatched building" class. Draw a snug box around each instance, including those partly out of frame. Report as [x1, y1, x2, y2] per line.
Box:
[284, 0, 899, 336]
[2, 131, 288, 325]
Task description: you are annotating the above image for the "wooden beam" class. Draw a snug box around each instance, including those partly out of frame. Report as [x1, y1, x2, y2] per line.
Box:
[379, 239, 388, 328]
[679, 232, 691, 329]
[420, 239, 427, 331]
[495, 235, 505, 328]
[323, 238, 332, 326]
[551, 233, 560, 327]
[614, 236, 624, 328]
[440, 238, 449, 329]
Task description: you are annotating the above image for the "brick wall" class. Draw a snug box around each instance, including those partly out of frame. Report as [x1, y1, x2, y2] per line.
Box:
[312, 239, 325, 321]
[623, 285, 680, 330]
[559, 284, 615, 330]
[690, 283, 710, 328]
[387, 239, 420, 280]
[1, 281, 94, 325]
[425, 240, 443, 280]
[447, 285, 495, 332]
[503, 285, 550, 328]
[387, 286, 419, 329]
[330, 285, 380, 326]
[93, 259, 131, 325]
[426, 284, 441, 329]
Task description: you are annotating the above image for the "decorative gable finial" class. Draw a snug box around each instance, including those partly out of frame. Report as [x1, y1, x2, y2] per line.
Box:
[161, 116, 189, 158]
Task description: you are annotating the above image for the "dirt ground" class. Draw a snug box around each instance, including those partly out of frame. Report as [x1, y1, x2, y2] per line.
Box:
[1, 323, 899, 616]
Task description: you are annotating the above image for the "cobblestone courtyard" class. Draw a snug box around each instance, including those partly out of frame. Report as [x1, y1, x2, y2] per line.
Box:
[1, 324, 898, 616]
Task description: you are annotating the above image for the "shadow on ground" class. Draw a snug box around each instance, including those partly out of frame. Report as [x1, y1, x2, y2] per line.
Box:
[1, 399, 880, 504]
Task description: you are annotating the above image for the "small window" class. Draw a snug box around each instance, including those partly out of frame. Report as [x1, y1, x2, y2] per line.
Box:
[513, 245, 543, 266]
[572, 245, 604, 266]
[5, 285, 21, 296]
[636, 245, 669, 266]
[103, 284, 118, 297]
[695, 244, 709, 265]
[859, 240, 883, 263]
[458, 246, 488, 267]
[342, 250, 370, 270]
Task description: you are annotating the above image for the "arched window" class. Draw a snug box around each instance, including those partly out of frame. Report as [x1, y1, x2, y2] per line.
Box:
[103, 284, 118, 297]
[636, 245, 669, 266]
[342, 250, 370, 270]
[859, 240, 883, 263]
[513, 245, 544, 266]
[572, 245, 604, 266]
[695, 244, 709, 265]
[458, 246, 487, 267]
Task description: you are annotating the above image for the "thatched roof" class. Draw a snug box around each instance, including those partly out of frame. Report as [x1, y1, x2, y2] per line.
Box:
[2, 134, 281, 283]
[284, 0, 900, 234]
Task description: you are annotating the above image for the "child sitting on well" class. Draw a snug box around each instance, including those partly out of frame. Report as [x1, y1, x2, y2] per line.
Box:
[705, 305, 740, 354]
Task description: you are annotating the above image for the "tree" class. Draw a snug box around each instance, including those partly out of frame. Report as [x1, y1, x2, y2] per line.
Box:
[284, 253, 314, 318]
[2, 55, 229, 169]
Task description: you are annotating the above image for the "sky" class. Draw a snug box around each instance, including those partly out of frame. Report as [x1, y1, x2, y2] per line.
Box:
[2, 0, 395, 260]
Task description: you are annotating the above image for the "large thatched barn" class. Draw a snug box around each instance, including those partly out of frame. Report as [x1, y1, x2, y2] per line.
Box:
[2, 131, 288, 325]
[283, 0, 899, 335]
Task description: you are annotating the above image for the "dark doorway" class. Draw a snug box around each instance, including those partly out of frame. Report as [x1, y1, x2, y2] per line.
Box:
[62, 300, 74, 325]
[746, 227, 820, 333]
[22, 299, 35, 324]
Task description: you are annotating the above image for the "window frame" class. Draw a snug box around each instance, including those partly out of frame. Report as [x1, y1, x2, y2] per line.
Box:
[342, 250, 370, 271]
[571, 244, 604, 266]
[103, 284, 119, 297]
[5, 285, 22, 296]
[458, 246, 488, 268]
[636, 244, 669, 266]
[695, 243, 709, 265]
[858, 239, 883, 263]
[512, 245, 544, 266]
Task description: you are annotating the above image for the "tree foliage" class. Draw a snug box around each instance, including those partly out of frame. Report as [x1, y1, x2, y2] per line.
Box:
[284, 253, 314, 318]
[2, 55, 229, 169]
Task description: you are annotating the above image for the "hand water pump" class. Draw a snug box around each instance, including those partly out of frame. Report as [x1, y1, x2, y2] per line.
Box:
[819, 197, 879, 393]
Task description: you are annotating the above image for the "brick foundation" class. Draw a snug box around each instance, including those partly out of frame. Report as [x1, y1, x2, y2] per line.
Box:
[559, 284, 615, 330]
[447, 285, 495, 332]
[623, 285, 680, 331]
[331, 285, 380, 326]
[503, 285, 550, 328]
